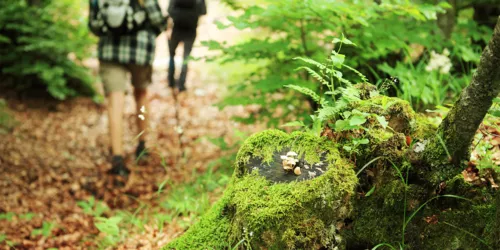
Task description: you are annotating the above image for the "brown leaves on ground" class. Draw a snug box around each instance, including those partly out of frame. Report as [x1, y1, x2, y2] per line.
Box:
[465, 121, 500, 189]
[0, 3, 259, 248]
[0, 63, 262, 249]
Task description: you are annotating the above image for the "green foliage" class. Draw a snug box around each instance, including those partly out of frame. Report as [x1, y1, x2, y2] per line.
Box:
[0, 0, 97, 100]
[77, 196, 110, 217]
[31, 221, 55, 237]
[159, 164, 232, 229]
[94, 216, 123, 247]
[208, 0, 490, 126]
[0, 233, 16, 248]
[0, 99, 16, 134]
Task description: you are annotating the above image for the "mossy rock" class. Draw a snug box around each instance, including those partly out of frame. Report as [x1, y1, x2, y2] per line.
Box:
[165, 130, 358, 249]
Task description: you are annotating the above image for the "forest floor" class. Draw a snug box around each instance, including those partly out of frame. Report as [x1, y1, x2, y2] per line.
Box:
[3, 2, 500, 250]
[0, 2, 262, 249]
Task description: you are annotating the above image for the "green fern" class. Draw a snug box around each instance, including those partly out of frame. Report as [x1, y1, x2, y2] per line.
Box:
[293, 57, 327, 70]
[285, 85, 322, 104]
[296, 66, 329, 85]
[344, 64, 369, 83]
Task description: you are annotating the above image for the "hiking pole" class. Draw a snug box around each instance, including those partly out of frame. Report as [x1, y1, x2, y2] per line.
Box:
[165, 16, 186, 168]
[171, 87, 186, 168]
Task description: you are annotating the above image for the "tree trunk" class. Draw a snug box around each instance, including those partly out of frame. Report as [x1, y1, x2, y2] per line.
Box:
[424, 17, 500, 183]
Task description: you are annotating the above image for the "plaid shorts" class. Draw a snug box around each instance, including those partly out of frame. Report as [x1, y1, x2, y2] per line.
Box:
[99, 61, 152, 94]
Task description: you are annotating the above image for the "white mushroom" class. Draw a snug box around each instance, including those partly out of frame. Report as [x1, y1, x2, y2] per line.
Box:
[294, 167, 302, 176]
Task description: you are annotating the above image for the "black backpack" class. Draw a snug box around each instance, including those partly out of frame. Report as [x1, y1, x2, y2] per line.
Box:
[169, 0, 206, 29]
[89, 0, 148, 36]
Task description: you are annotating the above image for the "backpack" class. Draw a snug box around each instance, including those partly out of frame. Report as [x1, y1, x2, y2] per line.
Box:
[89, 0, 148, 36]
[169, 0, 205, 29]
[173, 0, 197, 9]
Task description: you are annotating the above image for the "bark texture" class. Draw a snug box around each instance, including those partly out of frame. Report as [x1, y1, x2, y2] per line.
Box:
[424, 17, 500, 182]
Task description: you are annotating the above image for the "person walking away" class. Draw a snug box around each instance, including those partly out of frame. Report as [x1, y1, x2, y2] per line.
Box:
[88, 0, 167, 180]
[167, 0, 206, 92]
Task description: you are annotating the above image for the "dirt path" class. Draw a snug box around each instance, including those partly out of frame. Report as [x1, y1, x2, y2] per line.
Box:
[0, 2, 259, 249]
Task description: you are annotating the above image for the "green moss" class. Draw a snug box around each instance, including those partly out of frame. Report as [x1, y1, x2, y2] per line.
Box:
[345, 179, 412, 246]
[165, 194, 233, 250]
[345, 170, 499, 249]
[356, 96, 416, 134]
[411, 114, 437, 140]
[414, 203, 496, 250]
[166, 98, 500, 250]
[165, 130, 358, 249]
[236, 129, 288, 166]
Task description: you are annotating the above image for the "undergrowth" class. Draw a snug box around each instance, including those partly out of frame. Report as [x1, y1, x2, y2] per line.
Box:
[0, 0, 97, 100]
[207, 0, 490, 127]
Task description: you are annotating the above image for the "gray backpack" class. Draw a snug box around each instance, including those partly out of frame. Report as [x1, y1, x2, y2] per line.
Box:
[89, 0, 148, 36]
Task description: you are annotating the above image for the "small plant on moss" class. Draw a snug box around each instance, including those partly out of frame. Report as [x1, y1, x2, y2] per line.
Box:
[284, 36, 388, 157]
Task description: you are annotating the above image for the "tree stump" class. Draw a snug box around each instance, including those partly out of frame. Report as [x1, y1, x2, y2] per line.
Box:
[165, 130, 358, 249]
[165, 95, 500, 250]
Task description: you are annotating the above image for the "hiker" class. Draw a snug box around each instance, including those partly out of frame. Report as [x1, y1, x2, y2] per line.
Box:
[88, 0, 167, 179]
[167, 0, 207, 92]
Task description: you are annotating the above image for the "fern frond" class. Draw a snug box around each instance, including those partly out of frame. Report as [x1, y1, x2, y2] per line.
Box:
[317, 99, 349, 121]
[293, 57, 326, 69]
[296, 66, 328, 85]
[340, 86, 361, 101]
[343, 65, 368, 83]
[338, 77, 353, 85]
[285, 85, 321, 104]
[318, 106, 340, 121]
[325, 68, 353, 85]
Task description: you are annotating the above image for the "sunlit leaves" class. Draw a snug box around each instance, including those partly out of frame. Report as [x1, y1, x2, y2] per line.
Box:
[376, 115, 389, 129]
[95, 216, 123, 237]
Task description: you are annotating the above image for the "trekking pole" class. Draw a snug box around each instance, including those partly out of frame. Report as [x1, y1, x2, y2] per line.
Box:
[171, 87, 186, 168]
[165, 16, 186, 167]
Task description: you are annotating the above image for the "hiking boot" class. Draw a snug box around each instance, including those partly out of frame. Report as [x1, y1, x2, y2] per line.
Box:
[108, 155, 130, 177]
[135, 140, 149, 160]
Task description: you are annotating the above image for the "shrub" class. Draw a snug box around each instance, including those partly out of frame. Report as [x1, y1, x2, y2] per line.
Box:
[206, 0, 490, 126]
[0, 0, 97, 100]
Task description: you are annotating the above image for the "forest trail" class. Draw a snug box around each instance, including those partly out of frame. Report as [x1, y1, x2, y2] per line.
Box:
[0, 2, 259, 249]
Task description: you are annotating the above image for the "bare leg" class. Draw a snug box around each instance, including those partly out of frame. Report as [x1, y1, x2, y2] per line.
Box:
[134, 88, 148, 141]
[108, 91, 125, 156]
